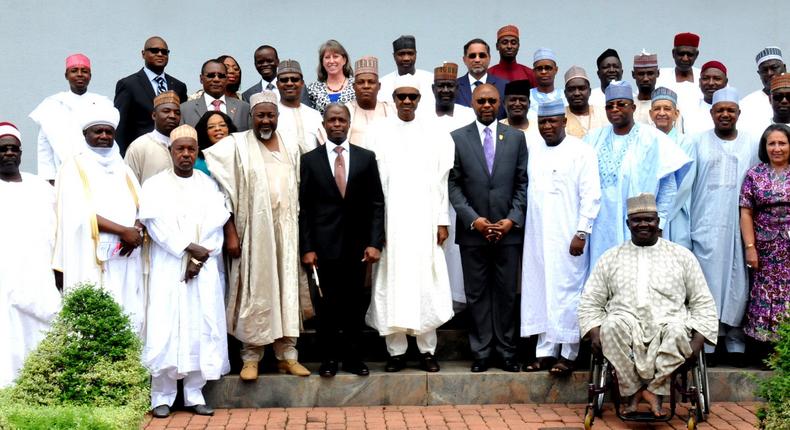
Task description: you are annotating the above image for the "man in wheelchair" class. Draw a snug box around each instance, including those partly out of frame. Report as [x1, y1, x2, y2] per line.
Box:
[578, 193, 718, 417]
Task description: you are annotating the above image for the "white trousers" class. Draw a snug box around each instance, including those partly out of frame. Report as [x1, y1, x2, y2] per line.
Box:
[240, 337, 298, 362]
[535, 333, 579, 361]
[385, 330, 437, 356]
[151, 371, 206, 408]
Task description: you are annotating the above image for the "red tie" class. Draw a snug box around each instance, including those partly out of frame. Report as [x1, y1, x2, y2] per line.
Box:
[211, 99, 223, 111]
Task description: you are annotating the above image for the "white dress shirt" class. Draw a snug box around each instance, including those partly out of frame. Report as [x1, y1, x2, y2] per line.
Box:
[468, 73, 488, 95]
[326, 139, 350, 176]
[475, 119, 499, 150]
[203, 94, 227, 114]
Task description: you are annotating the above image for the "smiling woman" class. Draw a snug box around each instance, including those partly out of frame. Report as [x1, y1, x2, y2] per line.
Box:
[306, 40, 356, 114]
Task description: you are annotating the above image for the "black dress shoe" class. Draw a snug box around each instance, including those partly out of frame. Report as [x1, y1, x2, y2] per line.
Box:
[501, 359, 521, 373]
[319, 360, 338, 377]
[189, 404, 214, 416]
[151, 404, 170, 418]
[420, 353, 440, 372]
[471, 358, 489, 372]
[385, 354, 407, 372]
[342, 360, 370, 376]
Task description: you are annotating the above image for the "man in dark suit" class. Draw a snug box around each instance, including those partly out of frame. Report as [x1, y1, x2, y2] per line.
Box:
[456, 39, 509, 119]
[242, 45, 310, 105]
[180, 59, 250, 131]
[114, 36, 187, 154]
[299, 103, 385, 377]
[449, 83, 528, 373]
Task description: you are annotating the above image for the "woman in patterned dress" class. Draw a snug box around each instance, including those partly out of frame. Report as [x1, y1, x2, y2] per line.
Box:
[739, 124, 790, 343]
[306, 39, 355, 114]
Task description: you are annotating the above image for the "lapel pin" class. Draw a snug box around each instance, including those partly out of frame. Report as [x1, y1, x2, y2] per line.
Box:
[499, 134, 504, 141]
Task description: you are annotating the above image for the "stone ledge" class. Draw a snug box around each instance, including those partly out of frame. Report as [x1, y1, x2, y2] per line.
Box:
[203, 362, 769, 408]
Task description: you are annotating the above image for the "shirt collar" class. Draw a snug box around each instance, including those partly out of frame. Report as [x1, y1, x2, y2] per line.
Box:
[143, 67, 164, 82]
[475, 119, 497, 137]
[326, 139, 350, 155]
[469, 73, 488, 86]
[150, 129, 171, 146]
[262, 77, 277, 88]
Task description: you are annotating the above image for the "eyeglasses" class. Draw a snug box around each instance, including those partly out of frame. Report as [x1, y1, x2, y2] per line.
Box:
[146, 47, 170, 55]
[279, 76, 302, 84]
[0, 145, 21, 153]
[605, 100, 633, 110]
[772, 92, 790, 102]
[205, 73, 227, 79]
[467, 52, 488, 59]
[395, 93, 420, 101]
[475, 97, 498, 106]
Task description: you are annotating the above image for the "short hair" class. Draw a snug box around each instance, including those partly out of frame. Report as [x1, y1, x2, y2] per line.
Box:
[194, 111, 238, 160]
[317, 40, 353, 82]
[463, 38, 490, 56]
[758, 123, 790, 163]
[323, 103, 351, 119]
[254, 44, 278, 58]
[200, 59, 226, 75]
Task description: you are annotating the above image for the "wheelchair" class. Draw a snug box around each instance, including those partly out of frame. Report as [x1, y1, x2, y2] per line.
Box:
[583, 350, 710, 430]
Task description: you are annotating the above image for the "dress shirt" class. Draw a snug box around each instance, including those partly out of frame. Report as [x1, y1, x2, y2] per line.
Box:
[468, 73, 488, 95]
[326, 139, 350, 176]
[150, 129, 171, 147]
[474, 119, 499, 150]
[203, 94, 227, 114]
[143, 67, 167, 94]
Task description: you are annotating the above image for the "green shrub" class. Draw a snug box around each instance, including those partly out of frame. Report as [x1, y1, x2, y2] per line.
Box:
[757, 314, 790, 429]
[0, 284, 149, 430]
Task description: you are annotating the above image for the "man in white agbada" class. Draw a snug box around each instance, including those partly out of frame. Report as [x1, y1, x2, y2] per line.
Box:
[682, 61, 729, 136]
[345, 56, 394, 147]
[378, 36, 435, 118]
[583, 81, 692, 270]
[53, 104, 145, 334]
[739, 47, 785, 129]
[140, 125, 229, 419]
[656, 32, 704, 123]
[521, 99, 600, 375]
[0, 122, 61, 388]
[124, 91, 182, 184]
[365, 74, 454, 373]
[204, 91, 309, 380]
[579, 193, 717, 417]
[275, 60, 324, 154]
[742, 73, 790, 138]
[29, 54, 113, 182]
[431, 62, 476, 309]
[687, 87, 759, 363]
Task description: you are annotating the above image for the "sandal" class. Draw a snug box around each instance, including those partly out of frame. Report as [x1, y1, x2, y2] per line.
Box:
[522, 356, 556, 372]
[549, 357, 576, 377]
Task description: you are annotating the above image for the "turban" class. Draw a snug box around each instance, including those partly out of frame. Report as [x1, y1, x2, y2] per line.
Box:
[434, 62, 458, 80]
[497, 25, 519, 40]
[564, 65, 589, 85]
[596, 48, 620, 67]
[504, 79, 531, 96]
[170, 124, 198, 142]
[277, 59, 302, 76]
[250, 91, 278, 109]
[393, 35, 416, 52]
[756, 46, 783, 66]
[633, 50, 658, 68]
[66, 53, 91, 70]
[627, 193, 657, 215]
[80, 104, 120, 130]
[354, 56, 378, 77]
[651, 87, 678, 106]
[394, 73, 420, 92]
[701, 60, 727, 75]
[537, 99, 565, 117]
[533, 48, 557, 64]
[0, 122, 21, 141]
[674, 32, 700, 48]
[712, 87, 739, 106]
[771, 73, 790, 91]
[153, 90, 180, 108]
[604, 80, 633, 102]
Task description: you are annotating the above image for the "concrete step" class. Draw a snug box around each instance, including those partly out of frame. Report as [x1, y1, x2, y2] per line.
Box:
[203, 362, 769, 408]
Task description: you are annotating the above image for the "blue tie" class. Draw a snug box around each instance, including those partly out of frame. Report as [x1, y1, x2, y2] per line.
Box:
[483, 127, 495, 174]
[154, 76, 166, 94]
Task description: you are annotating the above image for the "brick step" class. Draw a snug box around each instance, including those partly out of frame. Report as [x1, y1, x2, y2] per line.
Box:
[203, 362, 768, 408]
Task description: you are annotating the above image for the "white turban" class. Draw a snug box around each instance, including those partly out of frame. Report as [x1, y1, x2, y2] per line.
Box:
[393, 73, 420, 92]
[80, 104, 120, 130]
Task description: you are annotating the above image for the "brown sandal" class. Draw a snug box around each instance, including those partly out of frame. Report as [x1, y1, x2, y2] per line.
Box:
[549, 357, 576, 377]
[522, 356, 556, 372]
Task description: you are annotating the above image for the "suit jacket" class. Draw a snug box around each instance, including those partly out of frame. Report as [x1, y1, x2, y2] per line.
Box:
[299, 144, 385, 260]
[242, 80, 311, 105]
[455, 73, 509, 119]
[114, 68, 187, 153]
[448, 122, 528, 246]
[180, 95, 250, 131]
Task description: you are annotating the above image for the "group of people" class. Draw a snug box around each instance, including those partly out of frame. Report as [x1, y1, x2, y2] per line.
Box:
[2, 25, 789, 419]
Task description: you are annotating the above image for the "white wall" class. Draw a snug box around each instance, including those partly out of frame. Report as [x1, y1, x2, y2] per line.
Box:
[2, 0, 787, 171]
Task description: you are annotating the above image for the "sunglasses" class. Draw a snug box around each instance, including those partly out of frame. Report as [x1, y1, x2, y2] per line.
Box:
[605, 100, 633, 110]
[279, 76, 302, 84]
[475, 97, 498, 105]
[205, 72, 227, 79]
[772, 92, 790, 102]
[467, 52, 488, 59]
[0, 145, 21, 153]
[395, 93, 420, 101]
[146, 47, 170, 55]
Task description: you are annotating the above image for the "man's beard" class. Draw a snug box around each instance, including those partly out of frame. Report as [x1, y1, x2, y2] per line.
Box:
[257, 129, 273, 140]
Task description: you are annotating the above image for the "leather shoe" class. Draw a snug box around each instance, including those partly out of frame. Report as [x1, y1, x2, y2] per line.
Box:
[342, 360, 370, 376]
[319, 360, 338, 377]
[471, 358, 489, 373]
[385, 354, 407, 372]
[501, 359, 521, 372]
[151, 404, 170, 418]
[188, 404, 214, 416]
[420, 353, 440, 372]
[239, 360, 259, 381]
[277, 359, 311, 376]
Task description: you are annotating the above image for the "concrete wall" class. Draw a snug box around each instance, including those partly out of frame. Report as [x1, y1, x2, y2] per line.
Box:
[2, 0, 787, 171]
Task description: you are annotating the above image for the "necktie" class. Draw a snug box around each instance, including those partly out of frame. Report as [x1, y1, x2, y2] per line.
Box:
[334, 146, 346, 197]
[154, 76, 166, 94]
[474, 80, 483, 88]
[483, 127, 495, 174]
[211, 99, 223, 111]
[266, 82, 275, 91]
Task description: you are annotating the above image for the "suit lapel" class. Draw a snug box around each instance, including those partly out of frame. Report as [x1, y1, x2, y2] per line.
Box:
[196, 95, 208, 118]
[465, 124, 491, 178]
[136, 69, 156, 100]
[226, 98, 240, 124]
[490, 123, 506, 177]
[318, 147, 343, 199]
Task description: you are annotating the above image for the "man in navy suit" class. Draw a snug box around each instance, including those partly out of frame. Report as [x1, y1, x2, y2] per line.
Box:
[456, 39, 508, 119]
[299, 103, 385, 377]
[449, 84, 528, 373]
[114, 36, 187, 154]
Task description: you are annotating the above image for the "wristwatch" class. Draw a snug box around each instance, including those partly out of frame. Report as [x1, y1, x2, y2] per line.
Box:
[575, 231, 587, 240]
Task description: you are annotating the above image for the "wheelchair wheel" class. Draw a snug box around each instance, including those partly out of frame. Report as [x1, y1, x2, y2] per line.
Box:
[692, 351, 710, 419]
[687, 415, 697, 430]
[584, 409, 595, 430]
[589, 357, 608, 417]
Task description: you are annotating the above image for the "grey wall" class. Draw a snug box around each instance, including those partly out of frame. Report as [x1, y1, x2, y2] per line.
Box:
[2, 0, 787, 172]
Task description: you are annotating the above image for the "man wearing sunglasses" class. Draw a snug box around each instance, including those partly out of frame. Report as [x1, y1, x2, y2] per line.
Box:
[456, 39, 507, 119]
[740, 47, 786, 131]
[743, 73, 790, 137]
[378, 35, 435, 118]
[180, 59, 250, 131]
[114, 37, 188, 155]
[275, 60, 324, 154]
[583, 80, 691, 272]
[448, 84, 528, 373]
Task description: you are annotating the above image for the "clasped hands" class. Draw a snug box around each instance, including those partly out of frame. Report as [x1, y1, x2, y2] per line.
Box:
[473, 217, 513, 243]
[118, 221, 146, 256]
[184, 243, 210, 281]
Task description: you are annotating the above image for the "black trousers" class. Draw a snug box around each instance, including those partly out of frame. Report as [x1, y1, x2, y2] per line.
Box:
[460, 244, 521, 360]
[312, 255, 368, 362]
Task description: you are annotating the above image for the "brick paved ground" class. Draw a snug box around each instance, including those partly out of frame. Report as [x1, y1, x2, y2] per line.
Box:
[143, 401, 761, 429]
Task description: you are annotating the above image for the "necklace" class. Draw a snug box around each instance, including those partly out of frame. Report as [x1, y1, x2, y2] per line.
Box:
[326, 78, 346, 93]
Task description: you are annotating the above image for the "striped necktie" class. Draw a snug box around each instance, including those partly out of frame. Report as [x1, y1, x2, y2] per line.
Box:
[154, 76, 166, 94]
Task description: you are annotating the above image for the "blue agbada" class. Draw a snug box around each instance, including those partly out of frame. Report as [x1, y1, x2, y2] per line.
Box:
[664, 127, 692, 248]
[584, 123, 692, 270]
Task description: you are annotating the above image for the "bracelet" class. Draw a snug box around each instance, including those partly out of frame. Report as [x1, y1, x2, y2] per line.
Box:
[190, 257, 203, 266]
[745, 243, 755, 249]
